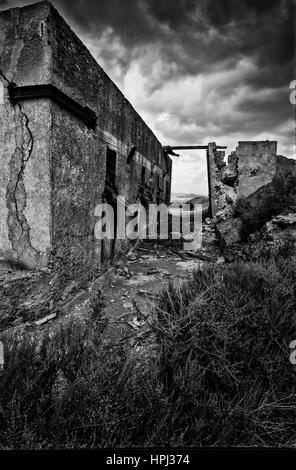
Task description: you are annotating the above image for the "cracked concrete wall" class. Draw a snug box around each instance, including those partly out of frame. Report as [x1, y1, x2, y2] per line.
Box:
[0, 1, 172, 274]
[0, 2, 52, 268]
[46, 1, 171, 275]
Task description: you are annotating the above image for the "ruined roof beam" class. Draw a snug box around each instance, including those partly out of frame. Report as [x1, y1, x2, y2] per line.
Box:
[163, 145, 227, 150]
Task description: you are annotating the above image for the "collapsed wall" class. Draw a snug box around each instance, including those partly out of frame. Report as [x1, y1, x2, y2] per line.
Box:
[208, 141, 278, 247]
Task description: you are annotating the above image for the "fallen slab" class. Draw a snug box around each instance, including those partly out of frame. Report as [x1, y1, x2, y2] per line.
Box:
[35, 313, 57, 326]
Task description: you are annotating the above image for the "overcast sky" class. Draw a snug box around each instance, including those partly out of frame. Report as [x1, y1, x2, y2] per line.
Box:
[1, 0, 295, 195]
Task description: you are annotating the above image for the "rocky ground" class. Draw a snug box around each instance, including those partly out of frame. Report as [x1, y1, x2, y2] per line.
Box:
[0, 221, 220, 344]
[2, 204, 296, 347]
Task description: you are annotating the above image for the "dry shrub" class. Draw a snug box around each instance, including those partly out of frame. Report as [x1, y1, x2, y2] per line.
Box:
[1, 258, 296, 447]
[153, 258, 296, 446]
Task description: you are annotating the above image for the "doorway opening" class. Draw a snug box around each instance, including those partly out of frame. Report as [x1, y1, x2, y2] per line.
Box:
[164, 143, 227, 219]
[101, 147, 118, 263]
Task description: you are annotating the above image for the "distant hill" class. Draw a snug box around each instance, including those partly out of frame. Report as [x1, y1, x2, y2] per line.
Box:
[170, 193, 198, 206]
[186, 195, 209, 207]
[171, 193, 208, 206]
[170, 193, 209, 217]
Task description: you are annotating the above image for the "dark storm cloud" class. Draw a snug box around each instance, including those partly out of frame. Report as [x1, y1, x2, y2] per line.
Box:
[50, 0, 293, 159]
[53, 1, 293, 61]
[53, 0, 155, 42]
[1, 0, 294, 172]
[4, 0, 294, 86]
[47, 0, 294, 95]
[202, 0, 283, 27]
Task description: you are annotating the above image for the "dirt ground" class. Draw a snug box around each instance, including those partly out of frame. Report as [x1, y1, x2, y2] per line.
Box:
[0, 223, 219, 343]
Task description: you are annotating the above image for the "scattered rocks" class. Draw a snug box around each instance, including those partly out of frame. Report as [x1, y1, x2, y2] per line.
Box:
[123, 301, 134, 309]
[61, 281, 77, 301]
[176, 260, 204, 271]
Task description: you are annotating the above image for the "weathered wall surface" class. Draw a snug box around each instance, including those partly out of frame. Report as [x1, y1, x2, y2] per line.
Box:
[0, 1, 52, 86]
[50, 103, 103, 275]
[235, 141, 277, 199]
[48, 1, 171, 199]
[212, 140, 277, 220]
[49, 4, 165, 165]
[46, 2, 171, 273]
[0, 2, 52, 268]
[0, 1, 172, 273]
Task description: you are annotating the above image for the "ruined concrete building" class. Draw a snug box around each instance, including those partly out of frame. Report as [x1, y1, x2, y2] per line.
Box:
[0, 1, 290, 275]
[0, 1, 172, 273]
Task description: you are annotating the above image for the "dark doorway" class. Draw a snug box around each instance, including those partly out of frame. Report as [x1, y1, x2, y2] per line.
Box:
[106, 148, 117, 190]
[101, 147, 118, 263]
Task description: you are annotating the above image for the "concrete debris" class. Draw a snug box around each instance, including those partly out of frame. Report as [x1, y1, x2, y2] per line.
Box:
[123, 301, 134, 309]
[126, 320, 139, 330]
[138, 247, 152, 253]
[184, 251, 215, 262]
[132, 317, 144, 328]
[138, 290, 157, 297]
[35, 313, 57, 326]
[168, 248, 188, 260]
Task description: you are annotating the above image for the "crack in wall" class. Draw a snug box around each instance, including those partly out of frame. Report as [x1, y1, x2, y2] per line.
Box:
[0, 69, 10, 88]
[1, 67, 41, 269]
[13, 103, 34, 236]
[0, 68, 34, 238]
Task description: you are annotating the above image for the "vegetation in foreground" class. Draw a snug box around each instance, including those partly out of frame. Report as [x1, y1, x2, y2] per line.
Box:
[1, 254, 296, 448]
